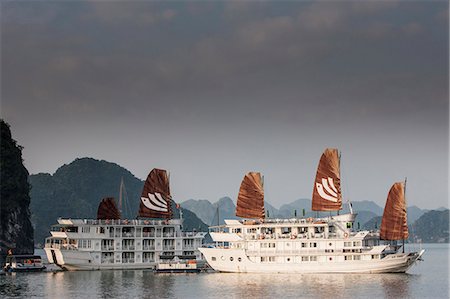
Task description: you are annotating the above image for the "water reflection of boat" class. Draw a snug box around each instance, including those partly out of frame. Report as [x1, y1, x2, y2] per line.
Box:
[3, 255, 46, 272]
[200, 148, 425, 273]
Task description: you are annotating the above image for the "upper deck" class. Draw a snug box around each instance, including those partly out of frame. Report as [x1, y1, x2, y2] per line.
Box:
[49, 218, 205, 240]
[208, 213, 379, 242]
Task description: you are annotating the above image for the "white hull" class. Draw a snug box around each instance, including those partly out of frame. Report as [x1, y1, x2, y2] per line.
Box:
[201, 215, 424, 274]
[44, 248, 159, 270]
[199, 248, 424, 273]
[44, 218, 206, 271]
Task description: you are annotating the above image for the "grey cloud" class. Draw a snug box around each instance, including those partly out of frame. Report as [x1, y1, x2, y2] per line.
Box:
[1, 1, 447, 208]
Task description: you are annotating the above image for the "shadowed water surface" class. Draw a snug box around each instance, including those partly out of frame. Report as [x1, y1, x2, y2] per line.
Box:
[0, 244, 447, 298]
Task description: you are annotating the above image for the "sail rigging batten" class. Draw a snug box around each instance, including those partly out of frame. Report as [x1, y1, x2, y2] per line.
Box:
[147, 193, 167, 209]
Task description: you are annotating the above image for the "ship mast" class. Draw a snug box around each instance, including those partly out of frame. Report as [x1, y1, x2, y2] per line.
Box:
[403, 177, 407, 253]
[119, 177, 124, 217]
[340, 152, 353, 215]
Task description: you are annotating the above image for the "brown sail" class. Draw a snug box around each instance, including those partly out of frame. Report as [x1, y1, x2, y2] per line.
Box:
[138, 168, 173, 219]
[236, 172, 265, 219]
[97, 197, 121, 220]
[312, 148, 342, 211]
[380, 182, 409, 240]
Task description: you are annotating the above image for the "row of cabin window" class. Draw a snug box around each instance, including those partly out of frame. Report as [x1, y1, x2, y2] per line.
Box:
[259, 242, 318, 248]
[344, 241, 362, 247]
[78, 227, 177, 234]
[344, 255, 361, 260]
[79, 240, 91, 248]
[210, 255, 379, 263]
[261, 256, 318, 262]
[233, 227, 330, 234]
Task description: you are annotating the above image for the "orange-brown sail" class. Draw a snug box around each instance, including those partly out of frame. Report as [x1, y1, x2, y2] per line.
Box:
[97, 197, 121, 220]
[138, 168, 172, 219]
[312, 148, 342, 211]
[236, 172, 265, 219]
[380, 182, 409, 240]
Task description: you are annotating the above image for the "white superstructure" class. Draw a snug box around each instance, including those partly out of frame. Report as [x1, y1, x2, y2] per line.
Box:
[45, 218, 206, 270]
[199, 214, 424, 273]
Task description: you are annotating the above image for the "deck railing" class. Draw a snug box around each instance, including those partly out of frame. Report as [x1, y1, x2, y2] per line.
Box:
[69, 219, 182, 226]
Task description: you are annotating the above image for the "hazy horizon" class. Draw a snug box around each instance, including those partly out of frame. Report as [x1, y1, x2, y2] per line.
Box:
[2, 1, 448, 210]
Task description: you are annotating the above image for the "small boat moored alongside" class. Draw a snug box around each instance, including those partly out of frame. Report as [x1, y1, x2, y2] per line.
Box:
[155, 258, 200, 273]
[3, 255, 46, 272]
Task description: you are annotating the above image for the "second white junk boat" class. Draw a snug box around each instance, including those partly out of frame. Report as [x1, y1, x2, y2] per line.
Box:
[199, 148, 424, 273]
[45, 168, 206, 270]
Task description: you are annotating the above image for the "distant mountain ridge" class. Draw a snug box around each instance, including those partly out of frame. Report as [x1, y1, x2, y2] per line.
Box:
[29, 158, 208, 245]
[411, 210, 449, 243]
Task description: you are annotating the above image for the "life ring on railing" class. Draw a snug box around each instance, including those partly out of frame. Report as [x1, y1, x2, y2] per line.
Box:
[344, 232, 349, 238]
[144, 220, 149, 225]
[307, 217, 313, 223]
[290, 234, 297, 239]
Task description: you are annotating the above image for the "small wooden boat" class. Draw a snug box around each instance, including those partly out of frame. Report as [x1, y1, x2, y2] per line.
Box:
[154, 259, 200, 273]
[3, 255, 46, 272]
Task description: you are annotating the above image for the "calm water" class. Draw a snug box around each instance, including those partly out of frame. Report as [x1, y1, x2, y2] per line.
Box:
[1, 244, 448, 299]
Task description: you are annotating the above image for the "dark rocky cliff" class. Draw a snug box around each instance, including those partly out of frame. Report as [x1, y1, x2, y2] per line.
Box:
[0, 120, 34, 263]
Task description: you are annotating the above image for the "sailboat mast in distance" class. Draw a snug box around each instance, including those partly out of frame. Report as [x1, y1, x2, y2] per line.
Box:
[119, 177, 124, 215]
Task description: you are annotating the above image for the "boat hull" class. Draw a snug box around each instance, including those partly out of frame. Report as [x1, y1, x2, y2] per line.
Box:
[44, 248, 157, 270]
[199, 248, 424, 274]
[44, 248, 206, 271]
[155, 269, 200, 273]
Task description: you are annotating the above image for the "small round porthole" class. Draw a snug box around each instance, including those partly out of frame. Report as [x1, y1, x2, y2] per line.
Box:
[221, 256, 225, 261]
[287, 258, 290, 262]
[230, 257, 234, 261]
[238, 257, 242, 262]
[329, 257, 332, 261]
[329, 243, 332, 246]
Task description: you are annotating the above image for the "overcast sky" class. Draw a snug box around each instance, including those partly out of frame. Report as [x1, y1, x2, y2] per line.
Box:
[2, 1, 448, 210]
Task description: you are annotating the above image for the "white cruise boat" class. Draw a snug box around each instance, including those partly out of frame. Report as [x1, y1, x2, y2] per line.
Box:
[45, 168, 206, 270]
[199, 148, 424, 273]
